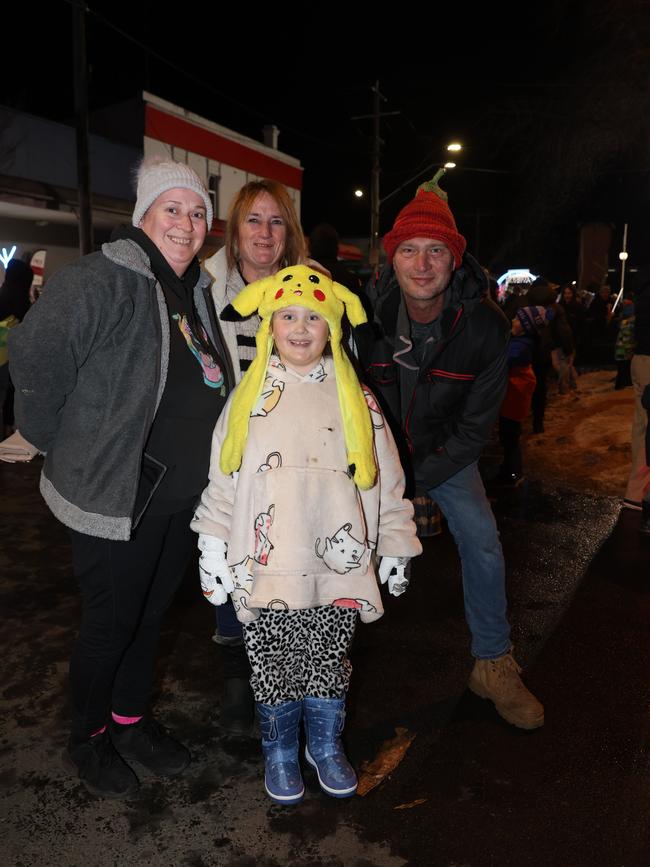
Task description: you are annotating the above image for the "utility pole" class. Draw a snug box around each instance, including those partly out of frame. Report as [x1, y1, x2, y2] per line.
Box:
[612, 222, 629, 313]
[352, 82, 399, 270]
[73, 4, 93, 255]
[370, 81, 382, 269]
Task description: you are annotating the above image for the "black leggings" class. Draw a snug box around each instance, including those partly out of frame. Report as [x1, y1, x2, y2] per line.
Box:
[68, 509, 194, 738]
[243, 607, 358, 705]
[499, 416, 522, 478]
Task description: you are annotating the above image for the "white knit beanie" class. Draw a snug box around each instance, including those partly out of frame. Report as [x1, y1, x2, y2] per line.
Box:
[132, 156, 213, 228]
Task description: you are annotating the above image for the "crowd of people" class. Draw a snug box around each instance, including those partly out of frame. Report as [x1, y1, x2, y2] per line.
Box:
[485, 272, 645, 488]
[1, 157, 647, 808]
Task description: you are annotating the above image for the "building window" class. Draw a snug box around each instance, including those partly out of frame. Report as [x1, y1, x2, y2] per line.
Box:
[208, 175, 220, 223]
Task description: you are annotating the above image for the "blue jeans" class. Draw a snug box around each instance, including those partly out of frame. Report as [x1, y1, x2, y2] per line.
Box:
[428, 462, 511, 659]
[214, 599, 244, 644]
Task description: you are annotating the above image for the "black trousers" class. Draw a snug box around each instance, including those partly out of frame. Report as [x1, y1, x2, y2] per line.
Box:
[499, 416, 522, 477]
[68, 508, 195, 739]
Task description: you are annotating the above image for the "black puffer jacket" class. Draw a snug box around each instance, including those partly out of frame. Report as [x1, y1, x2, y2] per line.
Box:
[354, 254, 509, 493]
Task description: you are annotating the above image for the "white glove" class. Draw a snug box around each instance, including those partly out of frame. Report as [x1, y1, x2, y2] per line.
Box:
[378, 556, 410, 597]
[198, 534, 234, 606]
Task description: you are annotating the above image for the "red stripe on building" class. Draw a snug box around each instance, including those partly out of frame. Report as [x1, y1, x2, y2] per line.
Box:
[145, 106, 303, 190]
[338, 243, 362, 261]
[208, 219, 226, 239]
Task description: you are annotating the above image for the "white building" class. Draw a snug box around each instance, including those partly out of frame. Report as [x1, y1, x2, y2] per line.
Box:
[0, 92, 303, 281]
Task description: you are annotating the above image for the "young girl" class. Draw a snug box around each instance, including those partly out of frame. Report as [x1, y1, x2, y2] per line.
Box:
[191, 264, 421, 804]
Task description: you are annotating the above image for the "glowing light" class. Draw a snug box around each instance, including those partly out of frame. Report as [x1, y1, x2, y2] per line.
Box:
[496, 268, 538, 304]
[444, 162, 456, 169]
[497, 268, 538, 287]
[354, 189, 364, 198]
[619, 251, 628, 261]
[0, 246, 16, 268]
[447, 142, 462, 152]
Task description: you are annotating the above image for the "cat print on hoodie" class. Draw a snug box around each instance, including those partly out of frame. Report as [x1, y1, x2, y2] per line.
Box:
[315, 523, 367, 575]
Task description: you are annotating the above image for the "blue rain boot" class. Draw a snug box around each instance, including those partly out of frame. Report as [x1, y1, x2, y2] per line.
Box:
[303, 697, 357, 798]
[256, 701, 304, 804]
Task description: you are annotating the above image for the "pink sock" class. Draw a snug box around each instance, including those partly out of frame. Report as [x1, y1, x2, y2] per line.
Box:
[111, 712, 143, 725]
[90, 725, 106, 737]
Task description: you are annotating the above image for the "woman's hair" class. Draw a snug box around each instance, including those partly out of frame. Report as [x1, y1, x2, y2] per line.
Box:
[224, 179, 306, 272]
[560, 283, 576, 304]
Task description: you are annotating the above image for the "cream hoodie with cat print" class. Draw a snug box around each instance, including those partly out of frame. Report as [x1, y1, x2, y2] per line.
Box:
[191, 356, 421, 624]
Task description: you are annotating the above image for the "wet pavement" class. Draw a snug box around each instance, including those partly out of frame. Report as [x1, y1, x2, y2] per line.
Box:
[1, 458, 648, 867]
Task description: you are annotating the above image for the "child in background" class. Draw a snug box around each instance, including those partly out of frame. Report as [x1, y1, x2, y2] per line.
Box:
[614, 298, 635, 390]
[191, 265, 421, 804]
[496, 306, 550, 486]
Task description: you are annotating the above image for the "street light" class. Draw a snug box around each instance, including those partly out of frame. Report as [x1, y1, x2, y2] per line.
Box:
[380, 146, 462, 208]
[612, 223, 629, 313]
[354, 189, 364, 198]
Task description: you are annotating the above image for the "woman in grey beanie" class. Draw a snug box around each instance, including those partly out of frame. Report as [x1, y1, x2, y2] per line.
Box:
[6, 156, 233, 799]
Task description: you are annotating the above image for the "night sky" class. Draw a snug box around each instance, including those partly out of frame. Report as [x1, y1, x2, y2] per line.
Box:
[6, 0, 649, 284]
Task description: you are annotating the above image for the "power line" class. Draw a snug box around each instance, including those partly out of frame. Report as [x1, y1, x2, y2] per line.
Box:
[62, 0, 365, 157]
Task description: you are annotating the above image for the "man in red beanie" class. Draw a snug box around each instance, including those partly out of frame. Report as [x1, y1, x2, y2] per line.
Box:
[355, 170, 544, 729]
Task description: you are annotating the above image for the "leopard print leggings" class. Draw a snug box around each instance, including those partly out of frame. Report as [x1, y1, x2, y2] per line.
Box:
[243, 606, 358, 704]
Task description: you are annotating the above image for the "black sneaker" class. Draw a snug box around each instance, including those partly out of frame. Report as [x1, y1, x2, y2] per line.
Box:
[65, 731, 139, 799]
[110, 717, 190, 776]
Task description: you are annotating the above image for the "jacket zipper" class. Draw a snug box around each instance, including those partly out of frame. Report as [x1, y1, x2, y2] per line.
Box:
[130, 278, 166, 528]
[403, 306, 464, 453]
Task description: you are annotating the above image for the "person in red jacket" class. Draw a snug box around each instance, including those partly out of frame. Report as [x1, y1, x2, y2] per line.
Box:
[496, 306, 550, 486]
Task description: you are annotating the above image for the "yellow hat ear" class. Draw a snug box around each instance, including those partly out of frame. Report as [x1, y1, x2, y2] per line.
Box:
[231, 274, 276, 318]
[330, 280, 367, 327]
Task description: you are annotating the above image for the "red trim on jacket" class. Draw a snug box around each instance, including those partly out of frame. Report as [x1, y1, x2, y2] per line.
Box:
[426, 369, 477, 381]
[404, 305, 466, 455]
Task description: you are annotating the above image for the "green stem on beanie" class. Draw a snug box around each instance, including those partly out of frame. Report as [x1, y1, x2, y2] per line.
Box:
[417, 168, 449, 202]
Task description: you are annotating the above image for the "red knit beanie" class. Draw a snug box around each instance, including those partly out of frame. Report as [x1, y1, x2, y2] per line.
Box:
[383, 169, 466, 268]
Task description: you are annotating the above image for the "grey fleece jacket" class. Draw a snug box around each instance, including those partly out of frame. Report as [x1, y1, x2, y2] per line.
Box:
[9, 239, 220, 541]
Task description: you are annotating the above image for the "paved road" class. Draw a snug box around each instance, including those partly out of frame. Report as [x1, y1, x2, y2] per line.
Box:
[1, 459, 647, 866]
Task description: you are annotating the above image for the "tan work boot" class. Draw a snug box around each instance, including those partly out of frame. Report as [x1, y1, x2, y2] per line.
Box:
[468, 651, 544, 729]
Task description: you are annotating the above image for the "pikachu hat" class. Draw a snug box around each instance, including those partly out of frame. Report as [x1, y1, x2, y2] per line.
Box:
[219, 264, 377, 490]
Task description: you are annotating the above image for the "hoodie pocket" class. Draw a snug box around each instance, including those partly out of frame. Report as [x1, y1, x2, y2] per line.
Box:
[249, 466, 369, 577]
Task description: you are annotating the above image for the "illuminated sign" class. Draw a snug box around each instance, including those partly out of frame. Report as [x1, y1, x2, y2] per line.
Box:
[497, 268, 538, 287]
[496, 268, 539, 304]
[0, 246, 17, 269]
